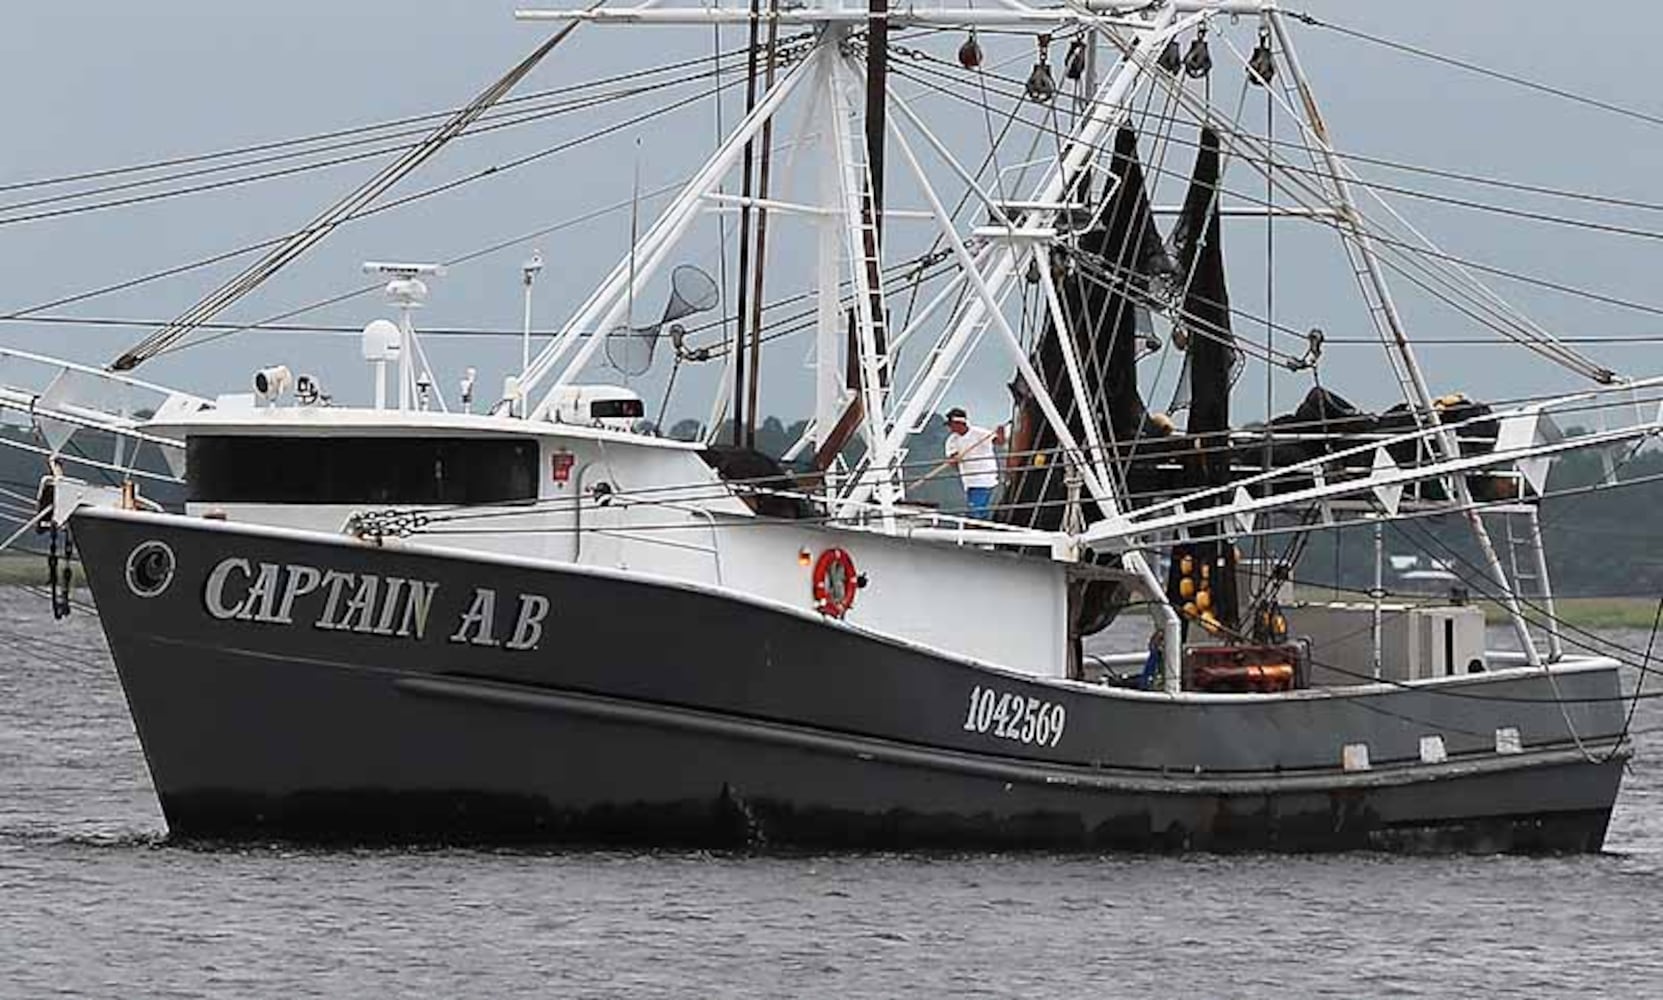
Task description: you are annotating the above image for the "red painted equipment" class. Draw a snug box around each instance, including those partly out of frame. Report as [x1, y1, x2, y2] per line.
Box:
[1184, 643, 1306, 693]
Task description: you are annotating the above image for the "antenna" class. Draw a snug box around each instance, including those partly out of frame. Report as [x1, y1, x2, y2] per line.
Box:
[522, 249, 544, 377]
[460, 366, 478, 413]
[361, 319, 401, 409]
[363, 262, 446, 279]
[627, 139, 642, 332]
[364, 262, 445, 411]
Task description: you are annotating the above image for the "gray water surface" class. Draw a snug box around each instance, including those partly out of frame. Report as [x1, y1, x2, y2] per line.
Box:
[2, 591, 1659, 998]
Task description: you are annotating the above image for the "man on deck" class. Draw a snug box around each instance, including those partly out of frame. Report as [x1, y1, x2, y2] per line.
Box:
[944, 407, 1006, 520]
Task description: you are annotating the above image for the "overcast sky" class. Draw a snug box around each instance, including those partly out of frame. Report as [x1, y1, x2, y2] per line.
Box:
[2, 1, 1660, 431]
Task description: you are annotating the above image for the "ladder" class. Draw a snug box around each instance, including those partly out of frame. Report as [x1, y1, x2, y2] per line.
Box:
[1497, 503, 1565, 662]
[830, 88, 898, 510]
[850, 173, 890, 408]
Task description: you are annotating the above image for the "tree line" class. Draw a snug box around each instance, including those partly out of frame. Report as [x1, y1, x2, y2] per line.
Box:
[3, 414, 1654, 597]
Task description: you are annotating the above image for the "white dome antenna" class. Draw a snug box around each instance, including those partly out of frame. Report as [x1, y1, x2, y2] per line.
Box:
[361, 319, 402, 410]
[362, 261, 447, 412]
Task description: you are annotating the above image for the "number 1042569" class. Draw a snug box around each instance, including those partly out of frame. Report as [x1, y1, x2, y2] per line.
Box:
[962, 686, 1065, 747]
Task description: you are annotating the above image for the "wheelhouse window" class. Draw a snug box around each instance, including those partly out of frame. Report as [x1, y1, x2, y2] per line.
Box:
[187, 435, 538, 505]
[590, 398, 644, 420]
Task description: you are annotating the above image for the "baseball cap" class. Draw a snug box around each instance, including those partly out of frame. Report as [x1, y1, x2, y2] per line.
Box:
[945, 407, 967, 422]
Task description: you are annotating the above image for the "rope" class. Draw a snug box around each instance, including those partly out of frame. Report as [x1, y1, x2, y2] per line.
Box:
[1613, 596, 1663, 759]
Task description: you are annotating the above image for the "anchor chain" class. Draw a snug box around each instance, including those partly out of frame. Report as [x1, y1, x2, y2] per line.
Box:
[346, 509, 431, 541]
[46, 524, 73, 619]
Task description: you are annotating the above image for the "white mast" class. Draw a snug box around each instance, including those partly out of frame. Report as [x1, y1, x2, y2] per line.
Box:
[522, 249, 544, 376]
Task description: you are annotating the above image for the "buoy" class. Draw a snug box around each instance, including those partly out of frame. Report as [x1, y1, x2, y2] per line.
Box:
[1196, 589, 1212, 612]
[1178, 577, 1196, 600]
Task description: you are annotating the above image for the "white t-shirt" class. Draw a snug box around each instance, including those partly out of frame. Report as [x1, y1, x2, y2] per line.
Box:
[945, 425, 1000, 490]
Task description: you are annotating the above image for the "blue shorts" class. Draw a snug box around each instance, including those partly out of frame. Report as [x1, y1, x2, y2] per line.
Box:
[965, 486, 995, 519]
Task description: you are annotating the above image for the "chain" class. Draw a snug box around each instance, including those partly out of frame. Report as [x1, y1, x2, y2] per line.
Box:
[345, 509, 432, 541]
[46, 524, 71, 619]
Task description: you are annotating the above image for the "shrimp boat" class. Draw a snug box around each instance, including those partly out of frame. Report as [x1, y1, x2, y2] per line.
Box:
[9, 0, 1660, 850]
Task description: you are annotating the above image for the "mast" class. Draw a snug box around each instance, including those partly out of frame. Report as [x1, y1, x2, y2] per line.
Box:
[865, 0, 888, 242]
[743, 0, 781, 449]
[806, 7, 891, 480]
[730, 0, 763, 446]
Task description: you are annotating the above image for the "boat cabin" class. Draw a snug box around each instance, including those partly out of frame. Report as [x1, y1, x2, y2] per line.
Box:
[138, 391, 1075, 680]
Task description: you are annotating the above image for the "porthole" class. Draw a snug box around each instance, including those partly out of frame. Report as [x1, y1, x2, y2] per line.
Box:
[125, 540, 176, 598]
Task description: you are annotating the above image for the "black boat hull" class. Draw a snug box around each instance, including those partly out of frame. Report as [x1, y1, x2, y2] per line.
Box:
[73, 508, 1628, 852]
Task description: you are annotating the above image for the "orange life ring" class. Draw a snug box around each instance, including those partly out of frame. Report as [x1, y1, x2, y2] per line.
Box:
[811, 547, 859, 618]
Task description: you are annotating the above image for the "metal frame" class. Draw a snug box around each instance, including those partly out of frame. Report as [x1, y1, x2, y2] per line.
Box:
[518, 48, 818, 407]
[375, 0, 1662, 695]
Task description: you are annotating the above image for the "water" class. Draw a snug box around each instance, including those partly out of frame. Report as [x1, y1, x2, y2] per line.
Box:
[2, 590, 1661, 998]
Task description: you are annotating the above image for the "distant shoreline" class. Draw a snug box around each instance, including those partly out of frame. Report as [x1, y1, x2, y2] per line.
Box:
[1473, 596, 1661, 631]
[1288, 582, 1661, 631]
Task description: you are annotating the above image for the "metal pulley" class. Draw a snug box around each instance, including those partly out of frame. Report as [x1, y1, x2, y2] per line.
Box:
[1026, 35, 1056, 104]
[1064, 37, 1088, 82]
[1184, 28, 1212, 78]
[1247, 27, 1276, 85]
[958, 29, 982, 70]
[1026, 62, 1056, 103]
[1157, 38, 1182, 74]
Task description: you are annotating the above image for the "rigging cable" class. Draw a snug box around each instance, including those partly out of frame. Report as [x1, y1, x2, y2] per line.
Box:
[0, 44, 765, 197]
[110, 6, 610, 372]
[0, 72, 731, 228]
[1288, 11, 1663, 132]
[886, 56, 1650, 381]
[0, 69, 758, 334]
[896, 45, 1663, 243]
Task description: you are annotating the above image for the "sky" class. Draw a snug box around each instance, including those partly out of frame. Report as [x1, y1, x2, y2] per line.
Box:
[2, 1, 1661, 434]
